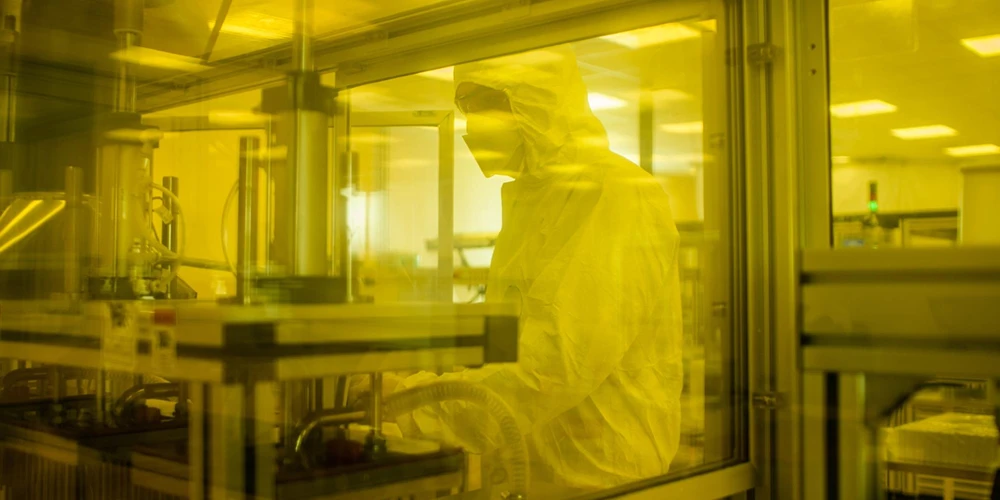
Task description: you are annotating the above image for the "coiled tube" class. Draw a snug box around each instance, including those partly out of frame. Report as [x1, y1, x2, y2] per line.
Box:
[383, 381, 528, 498]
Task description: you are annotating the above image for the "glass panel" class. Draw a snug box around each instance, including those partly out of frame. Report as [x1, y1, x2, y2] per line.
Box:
[829, 0, 1000, 248]
[0, 2, 743, 500]
[346, 12, 742, 499]
[879, 380, 998, 499]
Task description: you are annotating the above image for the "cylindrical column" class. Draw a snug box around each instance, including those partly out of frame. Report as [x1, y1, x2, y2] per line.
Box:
[64, 166, 84, 297]
[237, 137, 259, 303]
[113, 0, 143, 113]
[161, 176, 179, 296]
[289, 109, 328, 275]
[292, 0, 314, 72]
[95, 142, 142, 278]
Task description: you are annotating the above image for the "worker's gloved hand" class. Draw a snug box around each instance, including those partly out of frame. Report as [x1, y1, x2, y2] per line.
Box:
[347, 372, 405, 414]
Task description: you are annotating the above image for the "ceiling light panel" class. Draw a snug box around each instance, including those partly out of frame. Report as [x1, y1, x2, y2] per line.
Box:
[830, 99, 898, 117]
[945, 144, 1000, 157]
[961, 34, 1000, 57]
[588, 93, 628, 110]
[890, 125, 957, 140]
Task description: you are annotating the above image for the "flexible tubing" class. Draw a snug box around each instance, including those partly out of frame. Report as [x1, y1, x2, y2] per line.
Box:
[383, 381, 529, 498]
[135, 182, 187, 286]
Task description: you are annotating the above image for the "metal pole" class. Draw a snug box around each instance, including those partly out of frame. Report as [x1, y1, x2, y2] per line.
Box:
[64, 166, 84, 298]
[293, 0, 314, 73]
[370, 372, 382, 434]
[161, 176, 179, 296]
[113, 0, 143, 113]
[237, 137, 259, 303]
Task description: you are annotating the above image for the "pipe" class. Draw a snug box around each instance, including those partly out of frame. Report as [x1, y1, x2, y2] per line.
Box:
[237, 137, 258, 303]
[64, 167, 83, 297]
[384, 381, 529, 498]
[293, 409, 366, 457]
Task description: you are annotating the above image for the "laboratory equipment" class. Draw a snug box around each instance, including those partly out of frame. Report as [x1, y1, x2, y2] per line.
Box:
[0, 0, 521, 498]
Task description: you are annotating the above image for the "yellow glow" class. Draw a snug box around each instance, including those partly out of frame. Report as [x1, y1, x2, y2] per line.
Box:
[111, 46, 210, 73]
[602, 24, 701, 49]
[588, 93, 628, 110]
[891, 125, 957, 140]
[832, 156, 851, 164]
[945, 144, 1000, 157]
[696, 20, 718, 32]
[654, 89, 693, 101]
[657, 153, 712, 164]
[0, 200, 65, 254]
[209, 13, 291, 40]
[419, 67, 454, 81]
[661, 121, 703, 134]
[830, 100, 897, 118]
[961, 34, 1000, 57]
[208, 111, 267, 127]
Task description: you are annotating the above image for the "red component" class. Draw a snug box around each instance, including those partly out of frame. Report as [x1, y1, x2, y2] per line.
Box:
[868, 181, 878, 202]
[153, 308, 177, 326]
[325, 437, 365, 464]
[133, 405, 163, 425]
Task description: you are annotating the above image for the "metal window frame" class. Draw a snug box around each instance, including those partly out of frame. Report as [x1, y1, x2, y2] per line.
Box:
[136, 0, 711, 112]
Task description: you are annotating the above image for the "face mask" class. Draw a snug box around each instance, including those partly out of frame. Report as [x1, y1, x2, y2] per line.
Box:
[463, 110, 526, 178]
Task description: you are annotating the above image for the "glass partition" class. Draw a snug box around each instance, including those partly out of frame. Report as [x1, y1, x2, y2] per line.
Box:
[829, 0, 1000, 248]
[345, 11, 744, 498]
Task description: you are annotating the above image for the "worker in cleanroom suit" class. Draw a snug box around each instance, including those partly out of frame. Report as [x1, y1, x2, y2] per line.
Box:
[391, 46, 683, 494]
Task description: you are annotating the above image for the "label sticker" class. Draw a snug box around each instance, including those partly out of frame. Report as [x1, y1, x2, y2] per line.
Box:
[100, 302, 138, 372]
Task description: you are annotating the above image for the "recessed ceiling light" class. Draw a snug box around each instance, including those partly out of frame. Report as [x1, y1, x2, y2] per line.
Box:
[588, 92, 628, 110]
[890, 125, 957, 140]
[832, 156, 851, 164]
[418, 67, 453, 81]
[830, 100, 897, 118]
[661, 121, 704, 134]
[961, 34, 1000, 57]
[945, 144, 1000, 157]
[601, 24, 701, 49]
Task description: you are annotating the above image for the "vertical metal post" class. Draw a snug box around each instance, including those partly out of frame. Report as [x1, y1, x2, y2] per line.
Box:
[370, 372, 383, 435]
[638, 89, 654, 174]
[0, 169, 11, 212]
[237, 137, 259, 304]
[161, 176, 179, 297]
[332, 94, 351, 292]
[95, 369, 106, 426]
[293, 0, 314, 73]
[64, 166, 84, 298]
[436, 113, 454, 302]
[112, 0, 142, 113]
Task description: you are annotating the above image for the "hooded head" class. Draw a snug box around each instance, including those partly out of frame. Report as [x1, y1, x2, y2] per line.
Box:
[455, 45, 610, 179]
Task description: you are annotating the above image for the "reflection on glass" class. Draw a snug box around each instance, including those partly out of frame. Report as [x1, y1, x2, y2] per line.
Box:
[349, 17, 736, 499]
[880, 381, 998, 499]
[0, 3, 738, 500]
[829, 0, 1000, 247]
